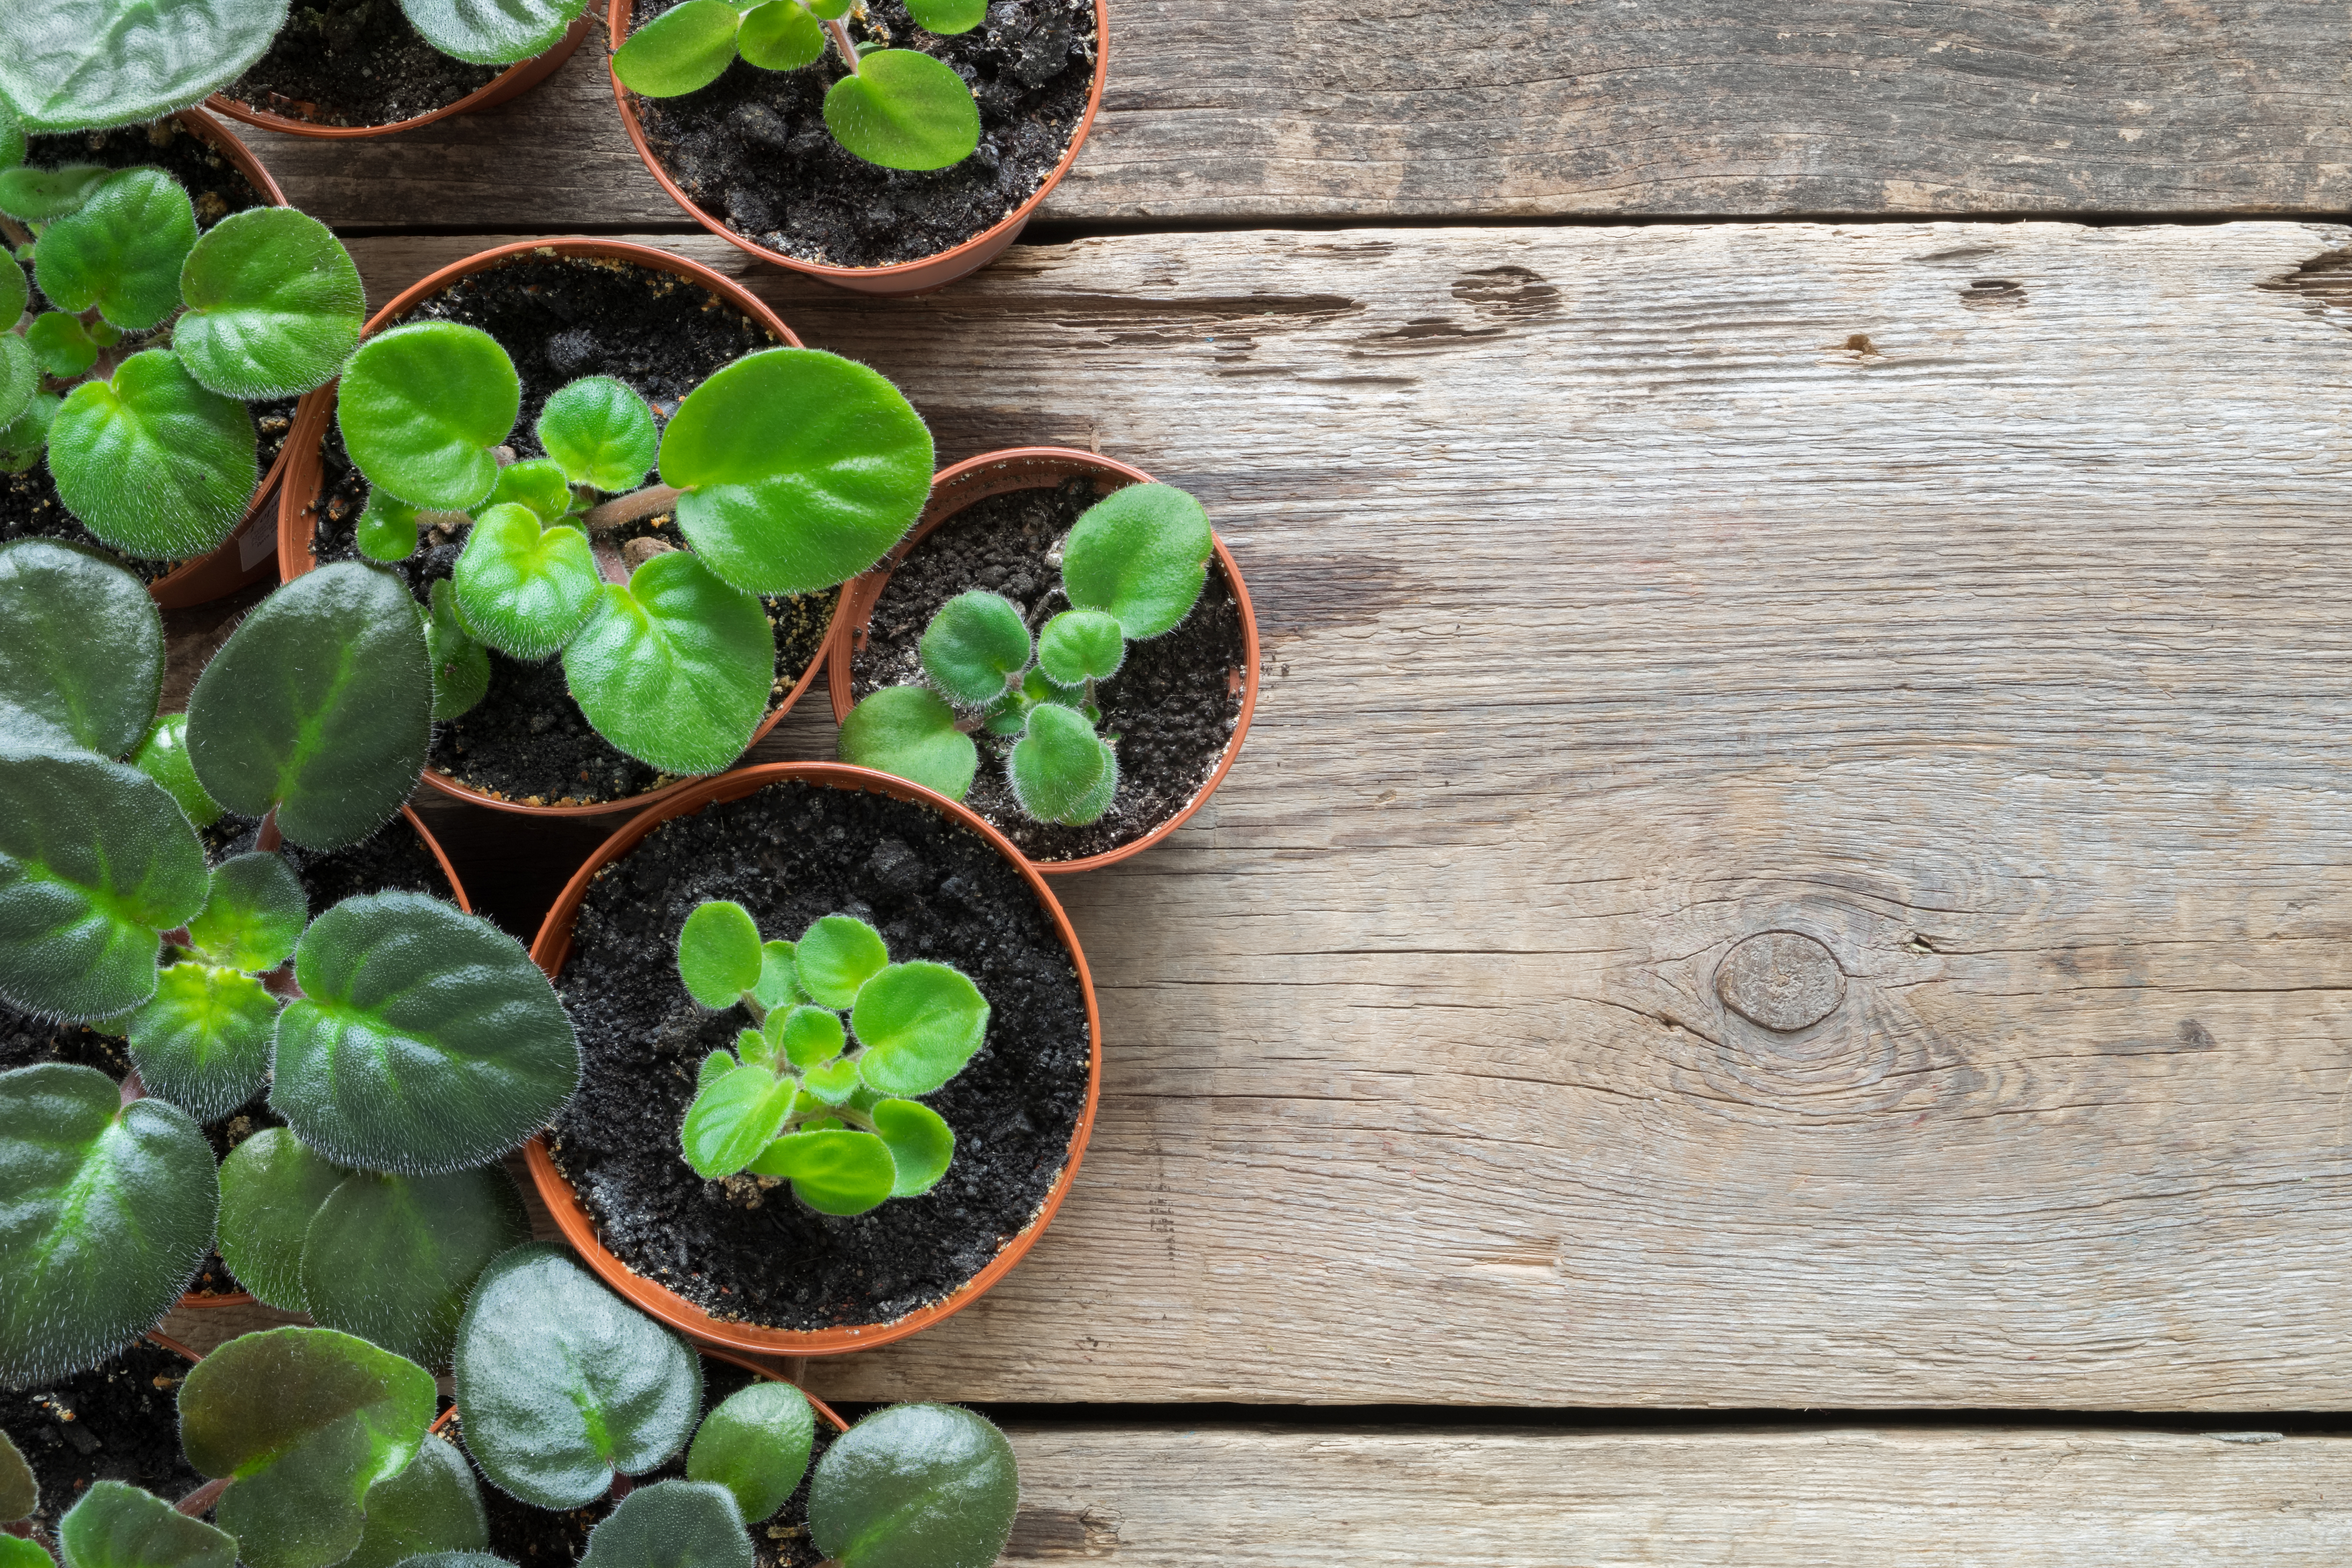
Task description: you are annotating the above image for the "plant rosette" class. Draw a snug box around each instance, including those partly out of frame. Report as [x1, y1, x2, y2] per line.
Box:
[606, 0, 1108, 294]
[280, 239, 886, 817]
[525, 762, 1101, 1358]
[830, 448, 1259, 874]
[207, 15, 596, 138]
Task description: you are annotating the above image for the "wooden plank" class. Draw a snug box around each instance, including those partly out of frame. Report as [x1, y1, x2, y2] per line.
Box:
[329, 222, 2352, 1410]
[240, 4, 2352, 233]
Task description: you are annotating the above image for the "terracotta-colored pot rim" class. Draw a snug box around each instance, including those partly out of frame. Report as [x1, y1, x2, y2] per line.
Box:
[277, 238, 822, 819]
[604, 0, 1108, 291]
[145, 1330, 201, 1364]
[206, 14, 594, 138]
[522, 761, 1103, 1357]
[826, 446, 1261, 875]
[428, 1343, 849, 1442]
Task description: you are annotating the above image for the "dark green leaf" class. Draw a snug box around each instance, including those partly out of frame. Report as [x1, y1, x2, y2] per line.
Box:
[0, 1428, 33, 1522]
[1060, 483, 1214, 639]
[0, 0, 286, 133]
[399, 0, 589, 65]
[687, 1382, 812, 1525]
[57, 1481, 235, 1568]
[0, 165, 111, 222]
[793, 914, 888, 1009]
[808, 1405, 1018, 1568]
[452, 502, 601, 659]
[851, 962, 987, 1097]
[612, 0, 743, 96]
[357, 491, 420, 563]
[737, 1, 824, 69]
[341, 1438, 487, 1568]
[0, 258, 22, 336]
[577, 1481, 750, 1568]
[124, 962, 277, 1121]
[302, 1165, 531, 1368]
[0, 539, 162, 759]
[337, 323, 520, 511]
[680, 1060, 800, 1179]
[561, 548, 773, 776]
[0, 334, 34, 431]
[903, 0, 984, 32]
[31, 170, 194, 330]
[48, 348, 256, 560]
[215, 1126, 343, 1313]
[0, 393, 59, 476]
[537, 376, 658, 493]
[836, 686, 975, 800]
[131, 714, 222, 828]
[424, 579, 490, 721]
[486, 458, 574, 523]
[187, 850, 308, 971]
[0, 99, 21, 172]
[744, 1127, 894, 1216]
[822, 50, 979, 172]
[1006, 702, 1114, 826]
[1035, 608, 1124, 685]
[918, 591, 1030, 706]
[872, 1098, 953, 1197]
[175, 208, 364, 400]
[678, 899, 762, 1008]
[25, 312, 99, 379]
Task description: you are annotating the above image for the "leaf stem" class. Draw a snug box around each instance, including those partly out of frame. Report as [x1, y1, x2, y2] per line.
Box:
[825, 16, 859, 73]
[260, 963, 304, 1003]
[254, 805, 282, 853]
[175, 1478, 230, 1517]
[0, 215, 27, 251]
[580, 484, 685, 535]
[607, 1472, 634, 1503]
[119, 1070, 146, 1108]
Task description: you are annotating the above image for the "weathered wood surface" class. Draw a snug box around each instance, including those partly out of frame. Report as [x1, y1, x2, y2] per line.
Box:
[240, 2, 2352, 234]
[318, 220, 2352, 1410]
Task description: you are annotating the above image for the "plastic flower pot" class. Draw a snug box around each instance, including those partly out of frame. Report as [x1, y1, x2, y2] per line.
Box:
[523, 760, 1102, 1358]
[277, 237, 831, 820]
[827, 446, 1260, 874]
[604, 0, 1108, 295]
[207, 16, 595, 137]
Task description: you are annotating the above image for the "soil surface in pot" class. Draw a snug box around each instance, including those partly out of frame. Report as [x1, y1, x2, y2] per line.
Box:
[220, 0, 503, 128]
[308, 254, 831, 808]
[627, 0, 1094, 269]
[850, 477, 1246, 861]
[3, 121, 291, 582]
[0, 1340, 203, 1544]
[548, 779, 1089, 1331]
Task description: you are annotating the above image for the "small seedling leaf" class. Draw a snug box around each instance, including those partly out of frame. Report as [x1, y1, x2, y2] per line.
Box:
[745, 1127, 895, 1215]
[872, 1097, 954, 1197]
[737, 1, 824, 69]
[355, 491, 420, 562]
[25, 312, 97, 379]
[0, 540, 163, 759]
[0, 0, 285, 133]
[686, 1383, 814, 1526]
[678, 899, 763, 1008]
[48, 349, 256, 561]
[613, 0, 744, 96]
[216, 1126, 345, 1313]
[697, 1047, 735, 1090]
[32, 169, 195, 330]
[799, 1056, 862, 1106]
[793, 914, 888, 1008]
[0, 1428, 32, 1522]
[132, 714, 222, 827]
[340, 1436, 488, 1568]
[1036, 608, 1125, 685]
[851, 961, 988, 1097]
[836, 685, 975, 800]
[919, 591, 1030, 705]
[453, 502, 602, 660]
[751, 939, 805, 1009]
[771, 1004, 845, 1070]
[822, 49, 980, 171]
[1061, 483, 1214, 639]
[735, 1025, 778, 1072]
[680, 1060, 801, 1179]
[578, 1480, 751, 1568]
[338, 323, 521, 511]
[301, 1165, 532, 1368]
[904, 0, 985, 32]
[124, 962, 277, 1122]
[425, 580, 491, 721]
[0, 165, 111, 222]
[561, 548, 773, 776]
[1007, 701, 1114, 826]
[538, 376, 658, 493]
[808, 1404, 1019, 1568]
[486, 458, 575, 524]
[175, 208, 365, 400]
[400, 0, 589, 65]
[57, 1481, 236, 1568]
[188, 850, 308, 971]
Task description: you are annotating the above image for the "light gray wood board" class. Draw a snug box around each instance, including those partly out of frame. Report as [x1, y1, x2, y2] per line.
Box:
[343, 223, 2352, 1409]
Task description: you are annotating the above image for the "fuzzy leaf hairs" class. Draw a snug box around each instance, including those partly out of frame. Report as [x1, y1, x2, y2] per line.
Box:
[839, 482, 1214, 826]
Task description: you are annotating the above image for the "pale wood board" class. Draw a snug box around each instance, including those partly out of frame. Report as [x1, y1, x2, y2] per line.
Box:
[236, 2, 2352, 234]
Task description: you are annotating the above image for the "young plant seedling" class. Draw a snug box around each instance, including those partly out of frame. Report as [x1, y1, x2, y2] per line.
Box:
[613, 0, 987, 172]
[333, 322, 933, 776]
[674, 902, 986, 1215]
[838, 482, 1214, 827]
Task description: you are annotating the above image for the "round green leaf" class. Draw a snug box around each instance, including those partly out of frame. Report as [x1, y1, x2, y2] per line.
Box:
[799, 1056, 861, 1106]
[735, 1024, 778, 1072]
[1035, 608, 1125, 685]
[904, 0, 984, 32]
[175, 207, 364, 400]
[744, 1127, 894, 1216]
[0, 392, 59, 476]
[186, 561, 432, 851]
[131, 713, 223, 828]
[216, 1126, 344, 1313]
[0, 1063, 218, 1385]
[1060, 483, 1214, 639]
[486, 457, 574, 523]
[537, 376, 659, 493]
[680, 1059, 800, 1179]
[560, 548, 773, 776]
[773, 1003, 844, 1069]
[0, 747, 208, 1020]
[272, 891, 580, 1174]
[123, 962, 277, 1122]
[679, 898, 762, 1008]
[0, 165, 112, 222]
[58, 1481, 236, 1568]
[872, 1097, 953, 1198]
[302, 1166, 531, 1368]
[0, 334, 34, 430]
[659, 348, 932, 596]
[0, 1537, 43, 1568]
[1007, 701, 1113, 826]
[33, 169, 196, 331]
[0, 539, 163, 759]
[49, 348, 256, 560]
[357, 490, 420, 563]
[337, 322, 521, 511]
[188, 850, 308, 971]
[836, 686, 975, 801]
[0, 1429, 33, 1523]
[1060, 737, 1119, 824]
[341, 1437, 487, 1568]
[452, 502, 601, 660]
[399, 0, 588, 65]
[454, 1243, 703, 1509]
[794, 914, 888, 1009]
[822, 50, 980, 172]
[180, 1326, 436, 1568]
[425, 579, 490, 721]
[918, 591, 1030, 705]
[26, 311, 99, 379]
[750, 939, 805, 1010]
[850, 961, 987, 1097]
[612, 0, 743, 96]
[578, 1481, 750, 1568]
[808, 1405, 1018, 1568]
[687, 1384, 813, 1526]
[738, 0, 824, 69]
[0, 0, 288, 133]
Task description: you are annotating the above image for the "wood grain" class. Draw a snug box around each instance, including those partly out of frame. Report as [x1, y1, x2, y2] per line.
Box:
[236, 3, 2352, 234]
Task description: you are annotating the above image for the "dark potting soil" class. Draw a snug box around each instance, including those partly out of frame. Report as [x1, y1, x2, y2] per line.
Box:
[0, 1340, 203, 1542]
[849, 478, 1246, 861]
[627, 0, 1095, 269]
[307, 254, 833, 808]
[221, 0, 505, 129]
[2, 121, 290, 581]
[547, 780, 1089, 1331]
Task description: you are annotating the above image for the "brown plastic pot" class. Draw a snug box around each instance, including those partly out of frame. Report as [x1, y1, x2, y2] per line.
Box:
[523, 760, 1102, 1358]
[827, 446, 1260, 875]
[207, 15, 593, 137]
[605, 0, 1108, 295]
[278, 238, 827, 819]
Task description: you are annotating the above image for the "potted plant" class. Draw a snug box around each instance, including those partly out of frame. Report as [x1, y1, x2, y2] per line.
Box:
[830, 448, 1259, 873]
[603, 0, 1108, 294]
[524, 760, 1101, 1359]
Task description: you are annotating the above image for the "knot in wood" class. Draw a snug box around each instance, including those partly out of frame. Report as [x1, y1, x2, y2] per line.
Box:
[1714, 931, 1846, 1032]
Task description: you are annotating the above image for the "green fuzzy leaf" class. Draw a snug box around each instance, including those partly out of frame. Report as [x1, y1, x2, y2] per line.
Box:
[903, 0, 984, 32]
[357, 490, 420, 563]
[26, 312, 99, 379]
[186, 561, 431, 851]
[680, 1060, 801, 1179]
[1036, 608, 1124, 685]
[1060, 736, 1119, 824]
[738, 1, 824, 69]
[696, 1047, 735, 1091]
[452, 502, 601, 660]
[872, 1097, 953, 1197]
[0, 334, 34, 430]
[660, 348, 931, 596]
[0, 1063, 218, 1385]
[0, 392, 56, 476]
[48, 349, 256, 560]
[57, 1481, 236, 1568]
[806, 0, 849, 17]
[918, 591, 1030, 706]
[0, 165, 112, 222]
[793, 914, 888, 1009]
[188, 850, 308, 971]
[733, 1025, 777, 1072]
[175, 208, 365, 401]
[771, 1003, 844, 1069]
[0, 1428, 33, 1522]
[678, 899, 762, 1008]
[33, 169, 195, 331]
[822, 50, 979, 172]
[338, 323, 521, 511]
[1007, 701, 1114, 826]
[301, 1166, 531, 1368]
[578, 1481, 750, 1568]
[751, 939, 804, 1009]
[132, 713, 223, 828]
[0, 539, 163, 759]
[537, 375, 659, 492]
[398, 0, 589, 65]
[612, 0, 743, 96]
[808, 1405, 1018, 1568]
[0, 1538, 45, 1568]
[486, 458, 574, 523]
[798, 1055, 860, 1106]
[836, 686, 975, 801]
[851, 961, 987, 1097]
[0, 261, 20, 337]
[0, 747, 208, 1020]
[341, 1438, 487, 1568]
[216, 1126, 343, 1313]
[180, 1326, 436, 1568]
[272, 890, 580, 1174]
[1061, 483, 1214, 639]
[388, 1557, 508, 1568]
[687, 1383, 813, 1526]
[425, 580, 490, 721]
[561, 548, 773, 776]
[0, 98, 21, 172]
[454, 1243, 703, 1509]
[123, 962, 277, 1121]
[745, 1127, 894, 1216]
[0, 0, 288, 133]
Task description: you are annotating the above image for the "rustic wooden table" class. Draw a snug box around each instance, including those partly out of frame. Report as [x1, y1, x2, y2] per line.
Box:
[160, 2, 2352, 1559]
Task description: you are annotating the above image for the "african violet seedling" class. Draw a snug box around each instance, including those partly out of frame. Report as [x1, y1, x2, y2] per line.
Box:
[614, 0, 985, 172]
[839, 482, 1213, 827]
[335, 321, 932, 776]
[674, 902, 986, 1214]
